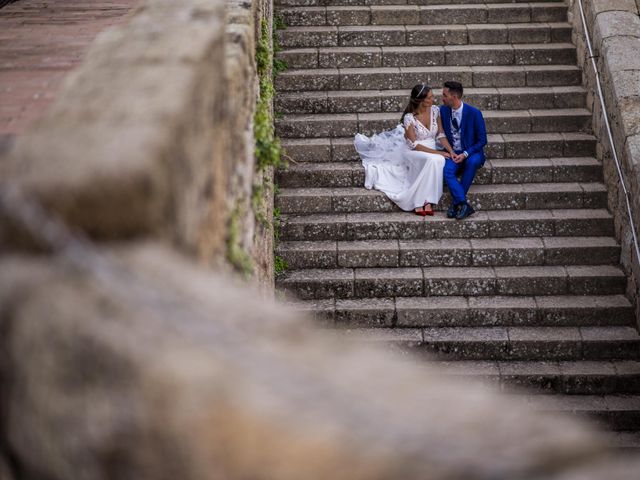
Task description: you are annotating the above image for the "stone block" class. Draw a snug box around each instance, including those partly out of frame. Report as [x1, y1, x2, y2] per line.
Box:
[382, 46, 445, 68]
[420, 5, 487, 25]
[319, 47, 382, 69]
[328, 90, 382, 114]
[508, 24, 551, 44]
[468, 296, 538, 327]
[487, 210, 555, 237]
[471, 237, 544, 266]
[484, 110, 531, 134]
[531, 4, 567, 22]
[562, 133, 597, 157]
[280, 7, 327, 26]
[276, 188, 332, 214]
[282, 138, 332, 163]
[495, 266, 568, 295]
[552, 209, 614, 236]
[406, 25, 468, 46]
[340, 67, 403, 89]
[335, 298, 396, 327]
[526, 66, 582, 87]
[467, 24, 509, 45]
[603, 36, 640, 72]
[279, 268, 355, 299]
[337, 240, 400, 267]
[487, 5, 531, 24]
[536, 295, 634, 327]
[595, 11, 640, 45]
[421, 327, 509, 360]
[278, 49, 319, 69]
[399, 239, 472, 267]
[277, 241, 338, 269]
[339, 26, 406, 47]
[514, 44, 576, 66]
[276, 92, 329, 115]
[473, 66, 526, 88]
[281, 213, 347, 241]
[326, 7, 371, 26]
[423, 267, 496, 296]
[503, 133, 564, 158]
[276, 70, 340, 91]
[396, 296, 468, 327]
[490, 159, 555, 184]
[371, 6, 421, 25]
[522, 182, 584, 210]
[354, 267, 423, 297]
[543, 237, 620, 266]
[279, 26, 338, 48]
[445, 45, 515, 67]
[332, 138, 360, 162]
[401, 67, 473, 90]
[507, 328, 582, 361]
[581, 327, 640, 360]
[566, 265, 627, 295]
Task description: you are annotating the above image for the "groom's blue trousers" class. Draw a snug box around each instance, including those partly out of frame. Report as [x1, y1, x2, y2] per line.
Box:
[444, 152, 484, 206]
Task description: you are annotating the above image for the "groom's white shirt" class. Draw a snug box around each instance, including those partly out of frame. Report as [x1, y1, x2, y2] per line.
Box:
[451, 102, 464, 152]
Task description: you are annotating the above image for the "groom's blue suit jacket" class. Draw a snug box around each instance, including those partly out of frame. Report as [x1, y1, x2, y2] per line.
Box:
[439, 104, 488, 164]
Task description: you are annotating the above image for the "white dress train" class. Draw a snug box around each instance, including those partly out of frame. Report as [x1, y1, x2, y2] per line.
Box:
[354, 106, 445, 211]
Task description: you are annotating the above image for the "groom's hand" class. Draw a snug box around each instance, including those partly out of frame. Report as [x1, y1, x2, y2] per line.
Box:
[452, 153, 465, 163]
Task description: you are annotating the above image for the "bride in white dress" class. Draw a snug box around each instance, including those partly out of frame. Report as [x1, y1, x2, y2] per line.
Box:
[354, 84, 455, 215]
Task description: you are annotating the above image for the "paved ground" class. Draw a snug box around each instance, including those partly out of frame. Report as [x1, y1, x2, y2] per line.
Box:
[0, 1, 138, 150]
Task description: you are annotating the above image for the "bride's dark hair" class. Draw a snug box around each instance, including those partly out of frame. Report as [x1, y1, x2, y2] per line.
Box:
[401, 83, 431, 123]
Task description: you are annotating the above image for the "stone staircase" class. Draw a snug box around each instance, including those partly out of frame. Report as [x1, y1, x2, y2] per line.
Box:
[273, 0, 640, 450]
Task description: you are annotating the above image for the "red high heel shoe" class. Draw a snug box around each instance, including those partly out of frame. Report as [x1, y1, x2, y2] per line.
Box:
[423, 203, 435, 216]
[414, 207, 427, 217]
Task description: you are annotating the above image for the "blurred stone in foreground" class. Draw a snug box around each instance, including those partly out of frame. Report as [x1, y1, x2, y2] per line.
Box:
[0, 243, 636, 480]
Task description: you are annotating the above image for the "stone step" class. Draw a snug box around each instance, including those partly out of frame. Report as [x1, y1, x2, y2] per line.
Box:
[277, 4, 567, 27]
[280, 209, 614, 241]
[286, 295, 635, 329]
[276, 182, 607, 214]
[277, 0, 563, 6]
[527, 394, 640, 432]
[275, 86, 587, 114]
[425, 360, 640, 395]
[278, 25, 570, 49]
[281, 133, 596, 162]
[277, 236, 620, 270]
[280, 43, 577, 69]
[275, 65, 583, 91]
[340, 326, 640, 362]
[275, 109, 591, 138]
[610, 431, 640, 452]
[278, 23, 572, 47]
[276, 158, 603, 188]
[277, 265, 627, 299]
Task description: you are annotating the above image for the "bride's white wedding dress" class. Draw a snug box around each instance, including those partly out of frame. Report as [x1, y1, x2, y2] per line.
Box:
[354, 105, 445, 211]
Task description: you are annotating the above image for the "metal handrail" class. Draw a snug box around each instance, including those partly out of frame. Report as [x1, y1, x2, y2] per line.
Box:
[576, 0, 640, 264]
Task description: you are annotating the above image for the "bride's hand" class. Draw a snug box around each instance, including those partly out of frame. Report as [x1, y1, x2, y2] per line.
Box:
[440, 151, 452, 158]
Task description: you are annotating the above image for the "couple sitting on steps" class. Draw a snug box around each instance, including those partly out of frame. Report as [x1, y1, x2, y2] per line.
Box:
[354, 81, 487, 220]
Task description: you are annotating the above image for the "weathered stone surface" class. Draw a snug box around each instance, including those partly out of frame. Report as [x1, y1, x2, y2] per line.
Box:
[3, 248, 618, 480]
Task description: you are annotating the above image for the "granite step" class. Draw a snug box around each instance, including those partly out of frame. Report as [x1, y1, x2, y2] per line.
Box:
[276, 158, 603, 188]
[277, 4, 567, 26]
[275, 86, 587, 114]
[286, 295, 634, 329]
[276, 182, 607, 214]
[527, 394, 640, 432]
[340, 326, 640, 362]
[425, 360, 640, 395]
[277, 265, 627, 299]
[275, 65, 583, 91]
[277, 236, 621, 270]
[280, 43, 576, 69]
[609, 431, 640, 452]
[280, 209, 614, 241]
[276, 109, 591, 138]
[281, 133, 596, 162]
[278, 23, 572, 46]
[277, 0, 563, 6]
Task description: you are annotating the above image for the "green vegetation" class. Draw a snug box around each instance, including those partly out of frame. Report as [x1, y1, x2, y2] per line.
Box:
[274, 255, 288, 276]
[226, 204, 254, 279]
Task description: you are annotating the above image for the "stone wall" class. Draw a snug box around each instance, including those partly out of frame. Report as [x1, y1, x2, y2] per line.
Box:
[0, 0, 274, 290]
[569, 0, 640, 328]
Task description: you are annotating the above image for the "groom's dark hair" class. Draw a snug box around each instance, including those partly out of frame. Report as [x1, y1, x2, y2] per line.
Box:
[444, 81, 463, 98]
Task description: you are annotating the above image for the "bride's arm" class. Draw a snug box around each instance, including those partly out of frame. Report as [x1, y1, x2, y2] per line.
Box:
[436, 115, 455, 157]
[405, 122, 450, 157]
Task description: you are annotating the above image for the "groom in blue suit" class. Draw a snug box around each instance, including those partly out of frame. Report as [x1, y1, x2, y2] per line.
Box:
[439, 81, 487, 220]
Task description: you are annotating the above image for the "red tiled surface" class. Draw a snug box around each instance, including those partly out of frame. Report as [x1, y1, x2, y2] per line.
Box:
[0, 1, 139, 138]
